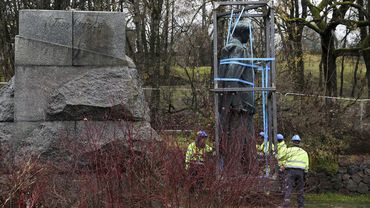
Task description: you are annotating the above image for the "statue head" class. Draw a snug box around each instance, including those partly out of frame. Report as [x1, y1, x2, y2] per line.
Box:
[232, 19, 250, 44]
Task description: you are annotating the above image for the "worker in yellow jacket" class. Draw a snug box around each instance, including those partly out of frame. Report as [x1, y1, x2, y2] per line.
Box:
[282, 135, 309, 208]
[185, 130, 212, 193]
[276, 133, 287, 166]
[185, 130, 213, 169]
[257, 131, 275, 155]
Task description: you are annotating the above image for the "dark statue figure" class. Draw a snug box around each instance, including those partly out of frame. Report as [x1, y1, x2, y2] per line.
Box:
[218, 20, 255, 171]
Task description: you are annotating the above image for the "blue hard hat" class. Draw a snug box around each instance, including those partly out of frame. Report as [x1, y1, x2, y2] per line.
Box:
[197, 130, 208, 138]
[292, 135, 301, 142]
[277, 134, 284, 141]
[259, 131, 265, 137]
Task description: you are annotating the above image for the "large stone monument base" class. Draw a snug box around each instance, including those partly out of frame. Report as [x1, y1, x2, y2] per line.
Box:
[0, 10, 158, 169]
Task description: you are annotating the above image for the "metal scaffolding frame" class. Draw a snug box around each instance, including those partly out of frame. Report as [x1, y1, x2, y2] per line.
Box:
[212, 1, 277, 176]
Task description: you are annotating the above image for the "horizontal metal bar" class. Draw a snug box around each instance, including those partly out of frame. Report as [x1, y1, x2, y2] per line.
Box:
[211, 87, 276, 92]
[278, 92, 370, 102]
[217, 13, 266, 18]
[160, 130, 194, 133]
[217, 1, 268, 6]
[217, 5, 265, 17]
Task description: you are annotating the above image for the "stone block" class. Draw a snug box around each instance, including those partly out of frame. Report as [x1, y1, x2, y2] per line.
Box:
[339, 188, 350, 194]
[0, 78, 14, 121]
[72, 11, 126, 66]
[364, 175, 370, 184]
[0, 122, 15, 169]
[365, 168, 370, 175]
[14, 66, 90, 121]
[348, 165, 361, 175]
[333, 180, 342, 190]
[46, 67, 150, 122]
[15, 66, 149, 122]
[352, 173, 362, 184]
[14, 121, 76, 165]
[17, 10, 73, 66]
[0, 122, 15, 151]
[14, 121, 159, 165]
[19, 10, 72, 47]
[342, 173, 350, 181]
[320, 180, 333, 191]
[15, 36, 73, 66]
[13, 122, 45, 144]
[17, 10, 126, 66]
[357, 182, 368, 194]
[338, 167, 347, 174]
[347, 179, 358, 192]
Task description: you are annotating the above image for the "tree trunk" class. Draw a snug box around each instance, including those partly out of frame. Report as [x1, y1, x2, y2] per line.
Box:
[294, 34, 305, 91]
[162, 0, 170, 84]
[0, 0, 15, 81]
[363, 51, 370, 98]
[321, 32, 337, 96]
[351, 56, 360, 97]
[339, 56, 345, 96]
[319, 58, 323, 88]
[283, 0, 307, 92]
[148, 0, 164, 126]
[357, 0, 369, 98]
[202, 0, 206, 29]
[133, 1, 143, 58]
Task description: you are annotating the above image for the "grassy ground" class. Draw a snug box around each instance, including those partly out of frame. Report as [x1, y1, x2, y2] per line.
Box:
[172, 65, 211, 79]
[172, 54, 368, 98]
[305, 193, 370, 208]
[165, 54, 368, 113]
[303, 53, 367, 98]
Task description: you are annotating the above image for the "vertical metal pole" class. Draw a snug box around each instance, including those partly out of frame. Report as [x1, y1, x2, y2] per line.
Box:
[270, 3, 278, 154]
[213, 11, 221, 176]
[265, 7, 272, 156]
[360, 101, 364, 130]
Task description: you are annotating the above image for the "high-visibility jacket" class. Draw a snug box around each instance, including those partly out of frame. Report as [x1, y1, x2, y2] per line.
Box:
[276, 141, 287, 165]
[258, 142, 275, 153]
[185, 142, 212, 169]
[283, 146, 309, 173]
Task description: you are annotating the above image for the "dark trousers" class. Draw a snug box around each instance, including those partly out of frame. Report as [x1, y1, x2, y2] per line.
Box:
[283, 169, 305, 208]
[278, 169, 286, 192]
[188, 163, 205, 193]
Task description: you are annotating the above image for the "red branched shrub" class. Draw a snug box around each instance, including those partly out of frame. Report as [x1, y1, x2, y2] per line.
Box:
[1, 121, 281, 207]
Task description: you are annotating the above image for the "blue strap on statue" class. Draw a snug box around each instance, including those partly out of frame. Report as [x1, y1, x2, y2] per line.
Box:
[221, 57, 275, 62]
[229, 8, 245, 41]
[226, 9, 234, 45]
[219, 61, 265, 71]
[214, 78, 254, 86]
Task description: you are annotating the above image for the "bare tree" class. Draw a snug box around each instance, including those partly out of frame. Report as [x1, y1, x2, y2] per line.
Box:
[287, 0, 369, 96]
[276, 0, 307, 92]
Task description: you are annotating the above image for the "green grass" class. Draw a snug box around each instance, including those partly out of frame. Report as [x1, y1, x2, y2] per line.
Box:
[304, 53, 367, 80]
[303, 53, 367, 97]
[161, 54, 368, 111]
[172, 65, 211, 78]
[157, 85, 192, 109]
[172, 54, 367, 98]
[305, 193, 370, 208]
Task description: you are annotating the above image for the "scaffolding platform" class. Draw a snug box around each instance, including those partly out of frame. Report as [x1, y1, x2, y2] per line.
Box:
[212, 1, 278, 177]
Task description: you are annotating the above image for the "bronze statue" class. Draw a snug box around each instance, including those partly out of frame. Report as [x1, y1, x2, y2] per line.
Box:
[218, 20, 255, 171]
